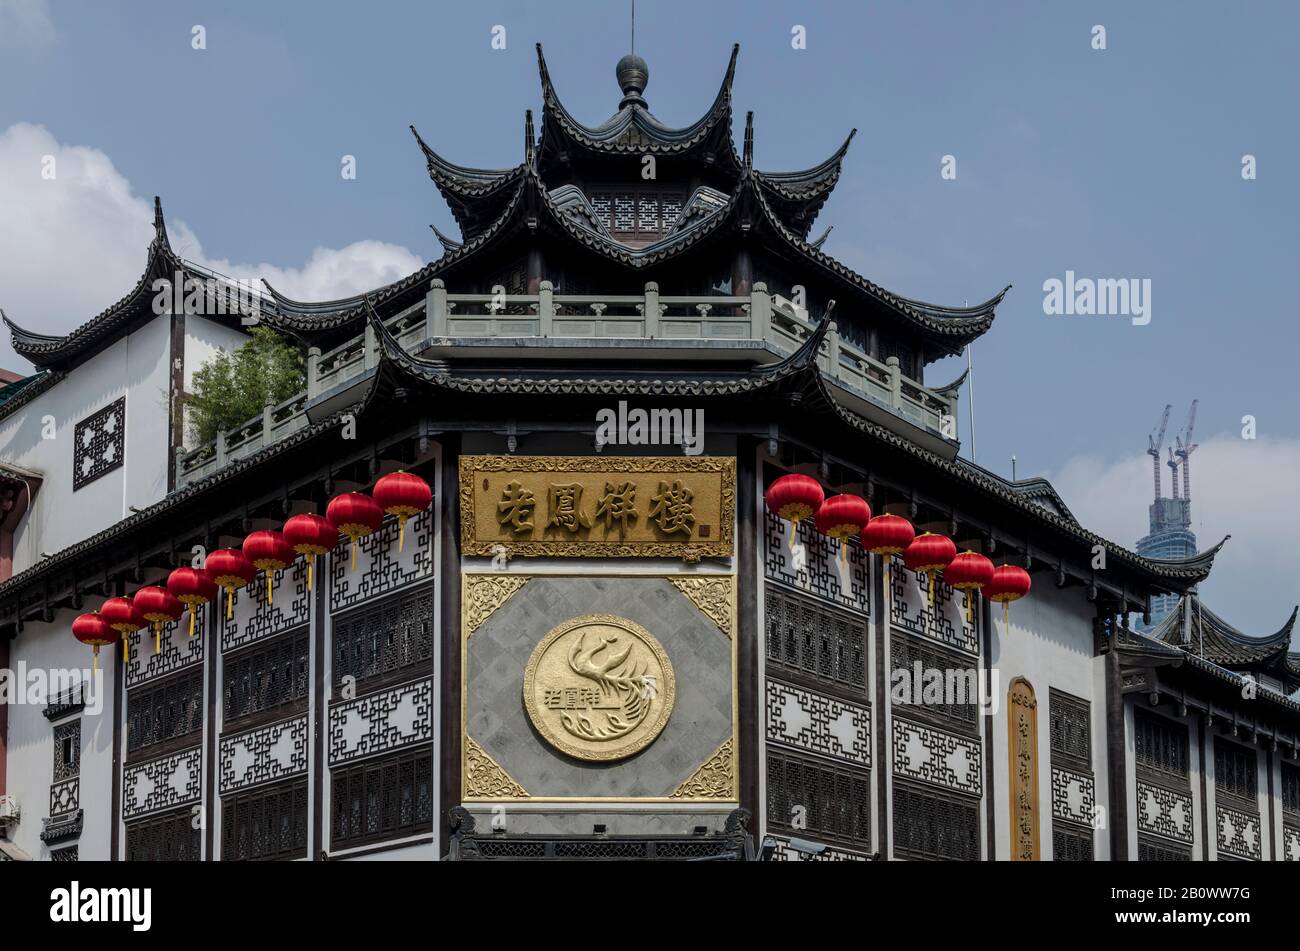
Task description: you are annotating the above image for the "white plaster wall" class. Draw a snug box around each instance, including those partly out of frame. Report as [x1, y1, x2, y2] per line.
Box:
[0, 317, 172, 571]
[4, 603, 117, 860]
[987, 577, 1098, 860]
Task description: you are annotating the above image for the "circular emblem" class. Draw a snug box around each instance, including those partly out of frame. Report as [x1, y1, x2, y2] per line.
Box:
[523, 613, 675, 762]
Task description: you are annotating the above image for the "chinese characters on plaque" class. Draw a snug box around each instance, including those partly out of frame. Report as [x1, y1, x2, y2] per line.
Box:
[459, 455, 734, 560]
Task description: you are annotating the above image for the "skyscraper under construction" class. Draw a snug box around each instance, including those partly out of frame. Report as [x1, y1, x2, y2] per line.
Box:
[1137, 401, 1199, 628]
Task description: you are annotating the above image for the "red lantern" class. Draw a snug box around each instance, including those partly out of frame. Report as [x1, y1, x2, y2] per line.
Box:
[134, 585, 184, 655]
[373, 471, 432, 553]
[72, 612, 116, 671]
[327, 492, 385, 571]
[167, 567, 217, 639]
[102, 596, 146, 665]
[205, 548, 256, 619]
[943, 550, 995, 623]
[986, 564, 1032, 625]
[903, 532, 957, 610]
[815, 494, 871, 566]
[243, 530, 296, 605]
[765, 474, 825, 549]
[283, 513, 338, 592]
[861, 513, 915, 588]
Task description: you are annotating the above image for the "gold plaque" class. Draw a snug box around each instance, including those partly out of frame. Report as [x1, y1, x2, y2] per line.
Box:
[523, 613, 676, 762]
[459, 455, 735, 561]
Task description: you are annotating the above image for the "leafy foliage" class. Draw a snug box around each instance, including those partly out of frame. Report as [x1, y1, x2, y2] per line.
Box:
[186, 327, 305, 445]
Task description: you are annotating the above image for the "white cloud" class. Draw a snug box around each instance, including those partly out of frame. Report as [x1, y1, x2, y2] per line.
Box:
[0, 0, 55, 49]
[1048, 433, 1300, 637]
[0, 122, 424, 367]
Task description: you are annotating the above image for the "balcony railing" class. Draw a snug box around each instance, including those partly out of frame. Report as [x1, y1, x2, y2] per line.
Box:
[176, 282, 959, 487]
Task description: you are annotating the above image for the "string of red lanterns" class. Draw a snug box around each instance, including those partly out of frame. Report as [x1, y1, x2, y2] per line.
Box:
[764, 474, 1032, 624]
[327, 492, 385, 571]
[167, 567, 216, 638]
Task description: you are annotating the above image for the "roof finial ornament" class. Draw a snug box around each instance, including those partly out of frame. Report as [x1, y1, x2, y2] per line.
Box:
[617, 1, 648, 112]
[152, 196, 171, 252]
[743, 111, 754, 169]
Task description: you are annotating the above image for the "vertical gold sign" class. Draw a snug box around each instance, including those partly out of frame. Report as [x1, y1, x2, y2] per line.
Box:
[1007, 677, 1039, 860]
[458, 455, 734, 560]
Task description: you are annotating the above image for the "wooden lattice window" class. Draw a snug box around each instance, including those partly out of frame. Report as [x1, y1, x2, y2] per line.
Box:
[125, 807, 201, 861]
[764, 586, 866, 690]
[330, 748, 433, 850]
[892, 780, 980, 861]
[52, 720, 79, 781]
[1214, 738, 1258, 805]
[332, 587, 435, 690]
[1138, 834, 1192, 861]
[1134, 708, 1189, 779]
[224, 629, 309, 726]
[765, 749, 870, 849]
[221, 778, 309, 861]
[127, 671, 203, 755]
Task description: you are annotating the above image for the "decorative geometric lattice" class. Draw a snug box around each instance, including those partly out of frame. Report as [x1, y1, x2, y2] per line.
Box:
[125, 807, 201, 861]
[891, 718, 982, 796]
[123, 747, 202, 820]
[892, 780, 980, 861]
[1217, 804, 1262, 860]
[331, 586, 434, 688]
[1283, 824, 1300, 862]
[763, 583, 866, 690]
[888, 632, 981, 730]
[889, 556, 977, 654]
[219, 716, 308, 794]
[126, 610, 205, 689]
[49, 777, 79, 817]
[52, 720, 79, 781]
[1135, 780, 1193, 843]
[1283, 762, 1300, 817]
[50, 846, 79, 862]
[221, 559, 310, 654]
[73, 397, 125, 491]
[765, 748, 870, 849]
[1050, 765, 1096, 827]
[223, 629, 309, 725]
[763, 509, 869, 613]
[221, 777, 309, 861]
[766, 679, 870, 768]
[328, 678, 432, 766]
[127, 670, 203, 754]
[329, 508, 433, 612]
[330, 747, 433, 850]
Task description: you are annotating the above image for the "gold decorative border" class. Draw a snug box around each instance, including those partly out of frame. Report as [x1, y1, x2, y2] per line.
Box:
[461, 571, 738, 803]
[522, 613, 676, 762]
[464, 737, 528, 798]
[458, 455, 736, 561]
[669, 577, 734, 637]
[670, 740, 736, 800]
[464, 575, 530, 636]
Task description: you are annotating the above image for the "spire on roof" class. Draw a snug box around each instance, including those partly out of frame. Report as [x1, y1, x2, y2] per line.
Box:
[152, 196, 171, 252]
[743, 111, 754, 170]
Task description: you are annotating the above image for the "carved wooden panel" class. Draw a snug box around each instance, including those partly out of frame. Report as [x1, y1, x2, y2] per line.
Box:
[891, 718, 981, 795]
[1007, 677, 1039, 860]
[1136, 779, 1194, 843]
[219, 716, 309, 794]
[1217, 803, 1262, 860]
[73, 397, 125, 490]
[766, 679, 870, 768]
[328, 678, 433, 766]
[763, 509, 869, 613]
[123, 747, 202, 820]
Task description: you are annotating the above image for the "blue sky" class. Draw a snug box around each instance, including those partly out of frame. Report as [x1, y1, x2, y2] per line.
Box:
[1, 0, 1297, 629]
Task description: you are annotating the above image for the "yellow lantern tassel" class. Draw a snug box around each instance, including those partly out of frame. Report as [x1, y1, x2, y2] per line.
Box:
[267, 569, 274, 605]
[1004, 601, 1010, 626]
[154, 623, 161, 655]
[307, 559, 313, 592]
[226, 588, 234, 619]
[92, 646, 100, 673]
[351, 537, 358, 571]
[122, 634, 129, 666]
[788, 518, 798, 551]
[398, 516, 407, 553]
[189, 608, 196, 639]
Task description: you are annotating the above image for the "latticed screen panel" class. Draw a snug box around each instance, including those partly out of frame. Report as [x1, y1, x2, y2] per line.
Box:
[1052, 825, 1094, 861]
[52, 720, 80, 781]
[73, 397, 125, 491]
[1282, 762, 1300, 816]
[764, 585, 866, 690]
[125, 807, 201, 861]
[50, 846, 79, 862]
[330, 748, 433, 850]
[1049, 689, 1092, 768]
[224, 629, 309, 724]
[221, 778, 308, 861]
[1134, 708, 1189, 779]
[765, 749, 870, 849]
[1138, 834, 1192, 861]
[889, 633, 979, 730]
[892, 781, 980, 861]
[127, 671, 203, 754]
[590, 189, 686, 237]
[1214, 738, 1258, 804]
[332, 587, 435, 688]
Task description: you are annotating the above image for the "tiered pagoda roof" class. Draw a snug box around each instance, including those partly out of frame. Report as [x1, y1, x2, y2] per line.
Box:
[1151, 596, 1300, 692]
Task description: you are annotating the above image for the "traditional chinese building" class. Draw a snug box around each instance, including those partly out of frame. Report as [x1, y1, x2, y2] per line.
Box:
[0, 45, 1294, 862]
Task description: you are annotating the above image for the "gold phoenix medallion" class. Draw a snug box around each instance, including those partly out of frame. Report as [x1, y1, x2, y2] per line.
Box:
[523, 613, 676, 761]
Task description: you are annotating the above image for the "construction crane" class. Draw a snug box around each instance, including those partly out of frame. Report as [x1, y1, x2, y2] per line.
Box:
[1147, 404, 1171, 502]
[1175, 398, 1199, 509]
[1167, 447, 1180, 499]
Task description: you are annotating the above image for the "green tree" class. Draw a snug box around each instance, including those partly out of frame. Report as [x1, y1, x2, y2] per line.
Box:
[186, 326, 305, 445]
